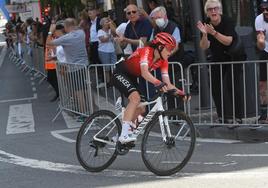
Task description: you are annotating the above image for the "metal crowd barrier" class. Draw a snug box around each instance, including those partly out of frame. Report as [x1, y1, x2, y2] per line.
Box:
[32, 45, 46, 82]
[53, 63, 92, 121]
[8, 42, 46, 84]
[186, 60, 268, 127]
[54, 62, 186, 121]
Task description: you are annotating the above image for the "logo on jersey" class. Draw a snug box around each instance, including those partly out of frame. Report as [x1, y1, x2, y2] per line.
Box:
[115, 75, 131, 88]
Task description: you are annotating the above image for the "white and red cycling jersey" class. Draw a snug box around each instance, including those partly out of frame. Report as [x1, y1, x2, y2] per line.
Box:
[121, 46, 169, 77]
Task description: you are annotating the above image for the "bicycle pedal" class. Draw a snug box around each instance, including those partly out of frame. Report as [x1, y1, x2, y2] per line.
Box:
[116, 141, 129, 156]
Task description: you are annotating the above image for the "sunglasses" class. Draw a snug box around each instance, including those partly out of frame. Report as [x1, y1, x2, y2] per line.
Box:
[207, 6, 219, 12]
[261, 7, 268, 12]
[126, 10, 137, 15]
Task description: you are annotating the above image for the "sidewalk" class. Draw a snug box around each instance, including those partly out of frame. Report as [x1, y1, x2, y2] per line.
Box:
[197, 124, 268, 143]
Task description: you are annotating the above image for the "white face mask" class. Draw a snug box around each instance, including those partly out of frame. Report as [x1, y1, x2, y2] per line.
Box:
[155, 18, 166, 28]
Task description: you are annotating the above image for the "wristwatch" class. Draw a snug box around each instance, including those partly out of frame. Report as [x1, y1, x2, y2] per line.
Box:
[48, 31, 52, 35]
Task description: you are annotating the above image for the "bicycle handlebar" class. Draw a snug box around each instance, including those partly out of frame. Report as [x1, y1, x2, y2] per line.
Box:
[147, 88, 190, 103]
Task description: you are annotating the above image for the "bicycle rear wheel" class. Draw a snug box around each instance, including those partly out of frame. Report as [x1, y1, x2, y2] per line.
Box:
[76, 110, 121, 172]
[141, 109, 196, 176]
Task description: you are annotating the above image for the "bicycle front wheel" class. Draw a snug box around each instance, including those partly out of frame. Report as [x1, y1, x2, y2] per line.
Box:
[76, 110, 121, 172]
[141, 109, 196, 176]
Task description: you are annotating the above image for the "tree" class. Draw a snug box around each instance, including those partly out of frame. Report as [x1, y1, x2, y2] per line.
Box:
[40, 0, 84, 18]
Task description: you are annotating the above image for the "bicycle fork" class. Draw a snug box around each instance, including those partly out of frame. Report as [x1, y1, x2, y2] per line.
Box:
[158, 114, 172, 142]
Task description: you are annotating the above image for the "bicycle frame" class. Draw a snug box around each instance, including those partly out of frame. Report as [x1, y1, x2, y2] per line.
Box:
[92, 95, 172, 145]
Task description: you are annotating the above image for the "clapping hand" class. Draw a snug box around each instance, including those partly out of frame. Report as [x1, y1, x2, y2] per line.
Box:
[197, 21, 207, 34]
[197, 21, 217, 36]
[205, 24, 217, 36]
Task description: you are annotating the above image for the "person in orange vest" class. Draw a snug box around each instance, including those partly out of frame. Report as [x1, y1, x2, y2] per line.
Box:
[45, 26, 59, 102]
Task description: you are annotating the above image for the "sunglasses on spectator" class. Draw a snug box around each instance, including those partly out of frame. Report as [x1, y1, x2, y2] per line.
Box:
[126, 10, 137, 15]
[207, 7, 219, 12]
[261, 7, 268, 12]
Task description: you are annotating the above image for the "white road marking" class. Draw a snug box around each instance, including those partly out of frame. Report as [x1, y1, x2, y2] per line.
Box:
[188, 161, 237, 167]
[61, 111, 82, 128]
[51, 128, 79, 143]
[226, 154, 268, 157]
[6, 103, 35, 134]
[0, 45, 7, 68]
[1, 149, 268, 180]
[196, 138, 241, 144]
[0, 149, 155, 177]
[0, 93, 37, 103]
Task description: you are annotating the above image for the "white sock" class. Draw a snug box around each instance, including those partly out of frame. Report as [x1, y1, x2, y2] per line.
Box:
[121, 121, 131, 137]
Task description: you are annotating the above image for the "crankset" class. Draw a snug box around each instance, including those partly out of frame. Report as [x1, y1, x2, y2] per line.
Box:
[115, 141, 135, 155]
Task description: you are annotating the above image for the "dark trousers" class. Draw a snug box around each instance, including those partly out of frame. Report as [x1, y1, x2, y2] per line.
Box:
[90, 42, 103, 82]
[211, 64, 244, 119]
[47, 69, 59, 96]
[259, 50, 268, 81]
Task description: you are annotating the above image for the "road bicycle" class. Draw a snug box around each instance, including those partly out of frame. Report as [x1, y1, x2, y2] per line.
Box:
[76, 89, 196, 176]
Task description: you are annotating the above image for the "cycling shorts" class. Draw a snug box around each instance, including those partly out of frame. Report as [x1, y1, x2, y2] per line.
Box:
[112, 70, 146, 101]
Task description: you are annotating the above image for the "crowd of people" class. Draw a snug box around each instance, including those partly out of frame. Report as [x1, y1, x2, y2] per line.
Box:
[4, 0, 268, 141]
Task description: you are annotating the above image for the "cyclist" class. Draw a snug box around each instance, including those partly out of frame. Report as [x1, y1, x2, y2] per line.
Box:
[112, 32, 186, 144]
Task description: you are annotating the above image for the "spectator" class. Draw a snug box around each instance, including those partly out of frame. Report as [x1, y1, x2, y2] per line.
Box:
[97, 17, 117, 87]
[53, 22, 66, 63]
[44, 28, 58, 102]
[255, 0, 268, 123]
[47, 18, 88, 65]
[42, 15, 51, 48]
[25, 18, 33, 55]
[79, 9, 90, 54]
[163, 0, 176, 24]
[150, 6, 184, 110]
[147, 0, 159, 13]
[35, 17, 43, 34]
[30, 21, 44, 47]
[197, 0, 246, 123]
[88, 8, 103, 83]
[118, 4, 153, 52]
[47, 18, 89, 113]
[117, 4, 153, 102]
[15, 23, 24, 59]
[88, 8, 101, 65]
[115, 21, 131, 57]
[17, 16, 23, 24]
[150, 6, 182, 61]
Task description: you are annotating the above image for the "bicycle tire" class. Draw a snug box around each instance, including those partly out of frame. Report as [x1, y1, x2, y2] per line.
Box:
[141, 109, 196, 176]
[76, 110, 121, 172]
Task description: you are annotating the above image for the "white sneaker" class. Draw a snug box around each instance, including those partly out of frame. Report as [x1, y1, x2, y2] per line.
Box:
[111, 134, 118, 142]
[118, 134, 137, 144]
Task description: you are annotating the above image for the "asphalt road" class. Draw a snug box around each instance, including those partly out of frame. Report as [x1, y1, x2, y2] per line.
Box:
[1, 35, 268, 188]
